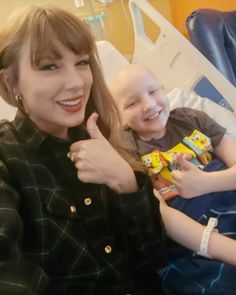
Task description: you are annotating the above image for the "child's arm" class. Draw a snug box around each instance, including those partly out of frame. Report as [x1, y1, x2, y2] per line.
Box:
[171, 135, 236, 198]
[155, 190, 236, 265]
[213, 134, 236, 190]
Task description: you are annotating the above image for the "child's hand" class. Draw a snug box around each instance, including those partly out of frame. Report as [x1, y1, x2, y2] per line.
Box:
[171, 156, 207, 198]
[153, 189, 167, 206]
[68, 113, 138, 193]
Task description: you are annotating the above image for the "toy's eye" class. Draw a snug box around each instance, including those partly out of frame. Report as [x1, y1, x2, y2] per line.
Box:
[193, 134, 200, 141]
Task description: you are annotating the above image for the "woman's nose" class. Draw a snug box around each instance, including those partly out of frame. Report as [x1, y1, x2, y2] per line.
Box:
[64, 68, 84, 90]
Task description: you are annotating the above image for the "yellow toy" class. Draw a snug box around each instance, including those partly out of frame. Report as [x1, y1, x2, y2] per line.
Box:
[141, 130, 213, 200]
[141, 151, 167, 175]
[183, 129, 213, 165]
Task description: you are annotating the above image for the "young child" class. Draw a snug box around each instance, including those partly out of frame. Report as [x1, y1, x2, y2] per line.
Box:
[111, 64, 236, 294]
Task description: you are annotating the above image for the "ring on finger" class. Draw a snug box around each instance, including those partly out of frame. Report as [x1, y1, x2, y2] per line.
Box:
[67, 151, 76, 162]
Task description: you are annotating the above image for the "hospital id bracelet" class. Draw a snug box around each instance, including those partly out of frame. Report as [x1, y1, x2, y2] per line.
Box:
[197, 217, 218, 258]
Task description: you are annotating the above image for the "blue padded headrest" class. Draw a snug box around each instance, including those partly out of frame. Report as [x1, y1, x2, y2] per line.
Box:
[186, 9, 236, 86]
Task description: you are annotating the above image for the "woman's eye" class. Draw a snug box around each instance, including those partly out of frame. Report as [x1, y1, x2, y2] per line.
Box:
[76, 59, 89, 67]
[39, 64, 57, 71]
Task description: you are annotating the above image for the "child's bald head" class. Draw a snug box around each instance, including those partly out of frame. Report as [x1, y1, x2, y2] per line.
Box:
[110, 64, 159, 107]
[110, 64, 170, 140]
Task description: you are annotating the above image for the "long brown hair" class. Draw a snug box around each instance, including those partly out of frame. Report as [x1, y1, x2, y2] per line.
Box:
[0, 5, 143, 171]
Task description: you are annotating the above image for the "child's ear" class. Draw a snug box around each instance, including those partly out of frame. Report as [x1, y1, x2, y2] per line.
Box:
[116, 107, 125, 125]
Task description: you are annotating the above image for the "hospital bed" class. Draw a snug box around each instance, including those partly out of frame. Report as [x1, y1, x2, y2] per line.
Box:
[99, 0, 236, 138]
[1, 0, 236, 138]
[129, 0, 236, 110]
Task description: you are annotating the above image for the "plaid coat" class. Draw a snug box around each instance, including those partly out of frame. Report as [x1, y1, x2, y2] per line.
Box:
[0, 111, 165, 295]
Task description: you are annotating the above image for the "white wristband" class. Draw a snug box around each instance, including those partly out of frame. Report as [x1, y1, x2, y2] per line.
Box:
[197, 217, 218, 258]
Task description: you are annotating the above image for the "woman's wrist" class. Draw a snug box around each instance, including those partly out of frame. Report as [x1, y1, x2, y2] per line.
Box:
[107, 165, 138, 193]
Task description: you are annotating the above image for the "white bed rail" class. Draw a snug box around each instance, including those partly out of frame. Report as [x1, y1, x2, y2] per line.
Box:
[129, 0, 236, 111]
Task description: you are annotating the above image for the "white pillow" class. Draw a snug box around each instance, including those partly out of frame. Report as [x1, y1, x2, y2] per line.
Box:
[167, 88, 236, 139]
[0, 97, 17, 121]
[96, 40, 129, 86]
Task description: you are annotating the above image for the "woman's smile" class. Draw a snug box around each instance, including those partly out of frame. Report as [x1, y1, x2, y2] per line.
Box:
[57, 97, 83, 112]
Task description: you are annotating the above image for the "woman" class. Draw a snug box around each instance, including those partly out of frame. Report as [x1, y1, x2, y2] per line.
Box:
[0, 5, 164, 295]
[0, 5, 236, 295]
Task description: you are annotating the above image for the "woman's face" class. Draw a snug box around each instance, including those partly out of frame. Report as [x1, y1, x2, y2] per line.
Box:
[15, 39, 93, 138]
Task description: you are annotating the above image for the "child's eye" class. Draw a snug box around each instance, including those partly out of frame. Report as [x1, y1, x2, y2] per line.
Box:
[126, 101, 137, 109]
[150, 89, 160, 95]
[39, 63, 57, 71]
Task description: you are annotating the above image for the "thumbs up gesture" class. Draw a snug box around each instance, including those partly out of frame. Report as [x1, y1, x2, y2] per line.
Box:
[68, 113, 138, 193]
[86, 112, 104, 140]
[171, 155, 208, 198]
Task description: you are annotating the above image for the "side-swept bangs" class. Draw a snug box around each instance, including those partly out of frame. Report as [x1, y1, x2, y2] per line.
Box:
[27, 6, 94, 67]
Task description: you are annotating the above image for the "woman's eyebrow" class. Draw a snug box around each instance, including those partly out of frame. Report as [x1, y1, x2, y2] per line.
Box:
[38, 55, 58, 62]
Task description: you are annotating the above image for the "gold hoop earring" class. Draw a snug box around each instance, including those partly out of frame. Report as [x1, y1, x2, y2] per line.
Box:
[15, 95, 23, 102]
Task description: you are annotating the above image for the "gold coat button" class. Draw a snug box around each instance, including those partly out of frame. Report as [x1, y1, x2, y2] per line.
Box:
[84, 197, 92, 206]
[70, 205, 77, 214]
[104, 245, 112, 254]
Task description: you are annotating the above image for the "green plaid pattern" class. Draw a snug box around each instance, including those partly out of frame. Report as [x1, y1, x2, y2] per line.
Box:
[0, 111, 165, 295]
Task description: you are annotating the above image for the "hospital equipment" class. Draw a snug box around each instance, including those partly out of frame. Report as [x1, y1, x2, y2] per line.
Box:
[129, 0, 236, 112]
[1, 0, 236, 137]
[186, 8, 236, 87]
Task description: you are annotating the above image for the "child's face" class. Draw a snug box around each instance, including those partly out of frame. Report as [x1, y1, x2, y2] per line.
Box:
[115, 67, 170, 140]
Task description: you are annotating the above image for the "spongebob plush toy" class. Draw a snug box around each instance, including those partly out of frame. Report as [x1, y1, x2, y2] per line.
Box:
[141, 130, 213, 200]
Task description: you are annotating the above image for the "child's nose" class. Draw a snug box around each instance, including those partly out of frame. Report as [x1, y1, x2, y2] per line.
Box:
[142, 96, 156, 112]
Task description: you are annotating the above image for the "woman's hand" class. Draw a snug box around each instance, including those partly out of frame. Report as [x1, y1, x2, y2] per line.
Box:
[68, 113, 138, 193]
[171, 157, 208, 198]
